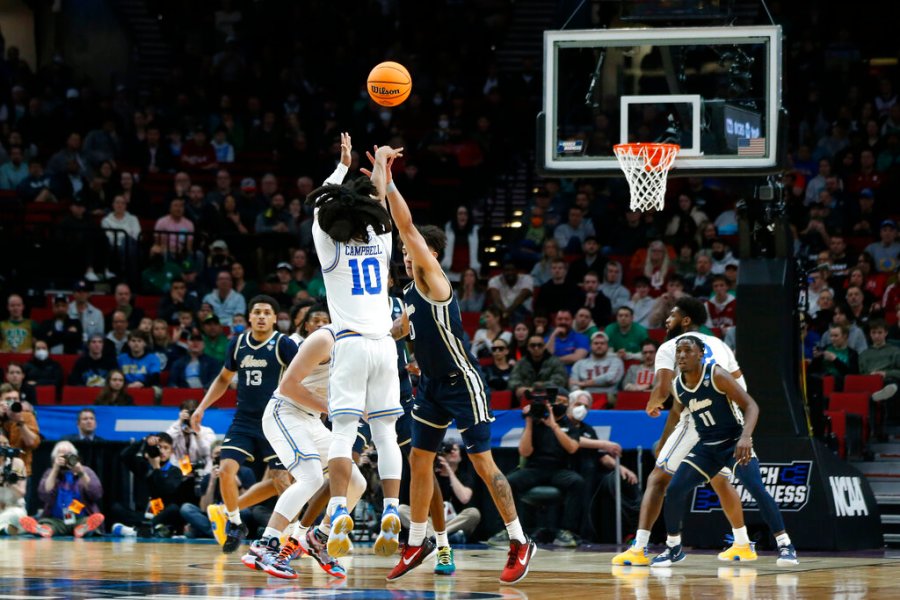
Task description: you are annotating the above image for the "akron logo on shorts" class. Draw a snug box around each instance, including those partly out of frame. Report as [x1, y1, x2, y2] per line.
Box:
[690, 460, 813, 513]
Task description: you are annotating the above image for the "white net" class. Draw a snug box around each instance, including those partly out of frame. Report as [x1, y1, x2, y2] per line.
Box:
[613, 143, 679, 212]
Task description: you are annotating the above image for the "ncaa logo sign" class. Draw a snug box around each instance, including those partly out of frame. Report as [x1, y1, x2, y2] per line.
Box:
[829, 476, 869, 517]
[691, 460, 812, 513]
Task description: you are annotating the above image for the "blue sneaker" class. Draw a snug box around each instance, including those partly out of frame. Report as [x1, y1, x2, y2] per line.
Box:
[223, 520, 249, 554]
[258, 538, 299, 580]
[327, 505, 354, 558]
[241, 537, 278, 570]
[374, 504, 401, 557]
[651, 544, 686, 567]
[776, 544, 799, 566]
[434, 546, 455, 575]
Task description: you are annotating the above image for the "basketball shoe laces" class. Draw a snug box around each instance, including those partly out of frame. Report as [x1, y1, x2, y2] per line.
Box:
[505, 541, 521, 570]
[276, 538, 299, 564]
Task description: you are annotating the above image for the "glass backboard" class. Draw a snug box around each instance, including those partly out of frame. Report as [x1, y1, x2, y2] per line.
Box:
[540, 25, 783, 177]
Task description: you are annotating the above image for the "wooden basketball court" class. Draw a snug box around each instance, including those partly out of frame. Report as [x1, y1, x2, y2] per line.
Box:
[1, 538, 897, 599]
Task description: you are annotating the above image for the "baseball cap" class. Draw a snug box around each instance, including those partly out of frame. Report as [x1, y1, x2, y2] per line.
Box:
[202, 314, 220, 325]
[210, 239, 228, 251]
[276, 261, 293, 272]
[590, 331, 609, 342]
[181, 259, 197, 273]
[53, 293, 68, 305]
[73, 280, 89, 292]
[881, 219, 897, 229]
[240, 177, 257, 193]
[724, 259, 740, 270]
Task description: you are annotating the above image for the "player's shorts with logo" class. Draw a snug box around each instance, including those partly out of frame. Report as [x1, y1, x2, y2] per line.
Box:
[411, 370, 494, 454]
[220, 413, 284, 469]
[657, 414, 753, 476]
[263, 396, 333, 476]
[328, 331, 401, 421]
[679, 436, 746, 481]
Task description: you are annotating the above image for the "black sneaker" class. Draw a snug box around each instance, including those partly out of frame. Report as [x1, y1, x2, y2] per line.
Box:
[223, 521, 249, 554]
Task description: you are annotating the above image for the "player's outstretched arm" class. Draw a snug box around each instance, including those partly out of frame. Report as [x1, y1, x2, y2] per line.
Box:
[192, 367, 236, 432]
[322, 132, 353, 186]
[277, 328, 332, 414]
[713, 365, 759, 464]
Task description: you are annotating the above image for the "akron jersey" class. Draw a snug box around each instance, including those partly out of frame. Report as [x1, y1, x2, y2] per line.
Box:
[403, 281, 478, 381]
[391, 296, 413, 399]
[224, 331, 297, 419]
[673, 363, 744, 441]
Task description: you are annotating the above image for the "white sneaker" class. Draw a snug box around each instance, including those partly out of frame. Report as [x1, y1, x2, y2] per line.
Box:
[103, 269, 116, 279]
[872, 383, 897, 402]
[84, 269, 100, 282]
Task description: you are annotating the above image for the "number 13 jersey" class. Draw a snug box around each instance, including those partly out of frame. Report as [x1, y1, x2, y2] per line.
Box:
[224, 331, 297, 420]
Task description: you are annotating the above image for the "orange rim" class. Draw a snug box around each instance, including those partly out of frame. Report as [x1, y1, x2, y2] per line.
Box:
[614, 143, 680, 169]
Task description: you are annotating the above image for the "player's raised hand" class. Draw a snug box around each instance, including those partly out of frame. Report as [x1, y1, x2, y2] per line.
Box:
[339, 132, 352, 167]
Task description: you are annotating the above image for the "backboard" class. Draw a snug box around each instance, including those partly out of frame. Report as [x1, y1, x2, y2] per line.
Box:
[539, 25, 783, 177]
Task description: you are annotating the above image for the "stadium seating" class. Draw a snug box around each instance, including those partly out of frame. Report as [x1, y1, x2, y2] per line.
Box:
[828, 392, 870, 444]
[160, 388, 204, 406]
[824, 409, 847, 459]
[844, 374, 884, 396]
[613, 390, 650, 410]
[61, 386, 101, 405]
[490, 389, 513, 410]
[590, 393, 608, 409]
[35, 385, 57, 405]
[130, 388, 156, 406]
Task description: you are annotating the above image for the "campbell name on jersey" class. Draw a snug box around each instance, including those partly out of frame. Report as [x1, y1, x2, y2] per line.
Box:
[225, 331, 297, 419]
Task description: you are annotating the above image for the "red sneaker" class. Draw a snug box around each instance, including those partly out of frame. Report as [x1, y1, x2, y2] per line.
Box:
[18, 516, 53, 538]
[500, 537, 537, 583]
[74, 513, 105, 538]
[385, 538, 437, 582]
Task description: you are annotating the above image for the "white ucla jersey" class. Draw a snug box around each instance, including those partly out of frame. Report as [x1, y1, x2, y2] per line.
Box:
[656, 331, 745, 419]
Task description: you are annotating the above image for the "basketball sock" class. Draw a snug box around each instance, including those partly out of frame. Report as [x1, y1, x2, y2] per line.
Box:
[732, 526, 750, 546]
[263, 527, 281, 540]
[327, 496, 348, 518]
[296, 524, 309, 541]
[225, 509, 242, 525]
[383, 497, 399, 512]
[634, 529, 651, 550]
[409, 521, 427, 547]
[506, 518, 526, 544]
[666, 534, 682, 548]
[435, 530, 449, 548]
[318, 522, 331, 536]
[775, 532, 792, 547]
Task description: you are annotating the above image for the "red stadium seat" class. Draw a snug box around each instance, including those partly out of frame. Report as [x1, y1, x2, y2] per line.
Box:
[844, 374, 884, 396]
[822, 376, 835, 398]
[614, 390, 650, 410]
[61, 386, 101, 405]
[130, 388, 156, 406]
[828, 392, 870, 444]
[0, 353, 31, 374]
[647, 329, 666, 343]
[490, 390, 513, 410]
[54, 354, 80, 380]
[461, 312, 480, 339]
[824, 409, 847, 459]
[160, 387, 204, 406]
[35, 385, 57, 405]
[30, 307, 54, 322]
[591, 393, 608, 409]
[135, 295, 160, 318]
[218, 389, 238, 408]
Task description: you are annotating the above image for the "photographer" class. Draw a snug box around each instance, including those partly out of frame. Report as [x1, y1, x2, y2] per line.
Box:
[489, 387, 585, 548]
[166, 399, 215, 469]
[18, 441, 104, 538]
[508, 334, 569, 406]
[114, 432, 187, 537]
[0, 384, 40, 477]
[179, 441, 257, 539]
[0, 432, 27, 535]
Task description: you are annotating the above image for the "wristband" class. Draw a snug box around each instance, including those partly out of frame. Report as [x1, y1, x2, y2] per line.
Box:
[387, 180, 398, 194]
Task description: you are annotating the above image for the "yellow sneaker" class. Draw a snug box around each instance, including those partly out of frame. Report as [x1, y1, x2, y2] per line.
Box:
[207, 503, 227, 546]
[611, 542, 650, 566]
[717, 543, 758, 562]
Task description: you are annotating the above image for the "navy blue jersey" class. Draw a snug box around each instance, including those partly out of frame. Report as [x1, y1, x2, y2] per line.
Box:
[674, 363, 744, 442]
[391, 296, 413, 399]
[403, 281, 478, 380]
[224, 331, 297, 419]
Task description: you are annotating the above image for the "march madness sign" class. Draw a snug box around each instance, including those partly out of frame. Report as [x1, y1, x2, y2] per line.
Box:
[690, 460, 812, 513]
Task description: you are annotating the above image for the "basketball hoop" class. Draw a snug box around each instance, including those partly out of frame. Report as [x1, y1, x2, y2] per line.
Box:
[613, 143, 680, 212]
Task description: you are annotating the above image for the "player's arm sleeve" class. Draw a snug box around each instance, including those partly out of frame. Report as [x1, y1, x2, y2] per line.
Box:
[323, 163, 349, 186]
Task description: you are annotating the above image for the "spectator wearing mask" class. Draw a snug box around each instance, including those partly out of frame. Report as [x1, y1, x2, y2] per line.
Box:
[622, 340, 659, 391]
[569, 332, 625, 396]
[508, 334, 569, 406]
[1, 293, 34, 353]
[23, 339, 63, 388]
[18, 441, 104, 538]
[545, 309, 590, 374]
[62, 408, 103, 442]
[0, 384, 40, 477]
[94, 369, 133, 406]
[0, 431, 27, 535]
[39, 294, 83, 355]
[169, 333, 219, 388]
[118, 331, 161, 389]
[69, 335, 118, 387]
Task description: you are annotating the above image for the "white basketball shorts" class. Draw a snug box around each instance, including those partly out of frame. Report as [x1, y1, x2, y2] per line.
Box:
[263, 397, 332, 476]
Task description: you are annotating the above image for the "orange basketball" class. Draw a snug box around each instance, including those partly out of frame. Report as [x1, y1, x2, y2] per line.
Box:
[367, 61, 412, 107]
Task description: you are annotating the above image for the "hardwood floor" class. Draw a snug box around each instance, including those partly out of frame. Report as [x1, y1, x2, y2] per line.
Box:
[0, 538, 897, 599]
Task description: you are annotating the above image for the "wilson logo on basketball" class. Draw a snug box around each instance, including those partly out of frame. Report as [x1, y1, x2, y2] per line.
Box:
[691, 460, 812, 513]
[371, 86, 401, 95]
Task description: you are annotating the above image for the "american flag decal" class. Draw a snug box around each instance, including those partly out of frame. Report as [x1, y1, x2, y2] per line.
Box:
[737, 137, 766, 157]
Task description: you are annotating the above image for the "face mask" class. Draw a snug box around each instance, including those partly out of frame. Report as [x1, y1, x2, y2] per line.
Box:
[572, 404, 588, 421]
[232, 324, 245, 334]
[552, 403, 568, 418]
[277, 319, 291, 333]
[35, 349, 49, 361]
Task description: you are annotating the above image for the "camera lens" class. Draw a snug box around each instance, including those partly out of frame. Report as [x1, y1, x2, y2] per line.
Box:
[10, 401, 22, 413]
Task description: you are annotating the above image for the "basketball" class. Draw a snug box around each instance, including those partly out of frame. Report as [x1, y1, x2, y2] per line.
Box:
[367, 61, 412, 107]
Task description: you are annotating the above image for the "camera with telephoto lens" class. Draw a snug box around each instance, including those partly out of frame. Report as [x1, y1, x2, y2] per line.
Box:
[62, 453, 80, 469]
[523, 386, 557, 420]
[141, 438, 161, 459]
[1, 397, 23, 421]
[0, 447, 22, 460]
[1, 447, 23, 485]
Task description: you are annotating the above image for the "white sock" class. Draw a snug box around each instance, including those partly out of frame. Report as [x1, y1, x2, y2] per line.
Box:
[225, 509, 242, 525]
[775, 532, 792, 547]
[318, 522, 331, 536]
[409, 521, 427, 547]
[263, 526, 281, 540]
[505, 518, 526, 543]
[296, 524, 309, 540]
[327, 496, 348, 518]
[666, 534, 682, 548]
[634, 529, 651, 549]
[383, 497, 399, 512]
[732, 526, 750, 546]
[435, 530, 449, 548]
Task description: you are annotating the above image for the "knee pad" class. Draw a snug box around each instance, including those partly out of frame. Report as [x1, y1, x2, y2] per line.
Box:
[277, 463, 325, 522]
[370, 416, 402, 481]
[329, 413, 360, 461]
